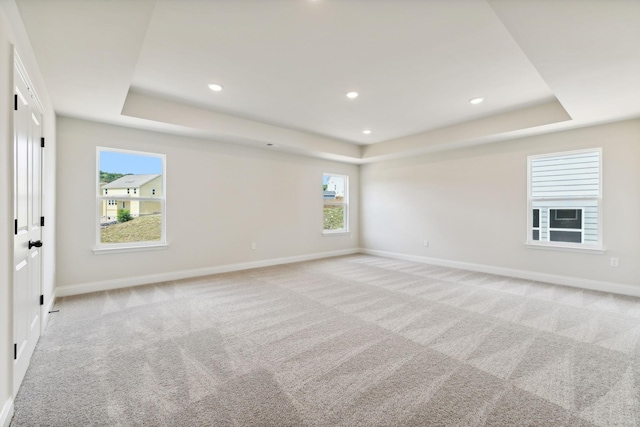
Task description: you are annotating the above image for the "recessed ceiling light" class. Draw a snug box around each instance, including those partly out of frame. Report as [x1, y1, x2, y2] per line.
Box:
[346, 91, 359, 99]
[469, 97, 484, 105]
[208, 83, 223, 92]
[362, 129, 372, 135]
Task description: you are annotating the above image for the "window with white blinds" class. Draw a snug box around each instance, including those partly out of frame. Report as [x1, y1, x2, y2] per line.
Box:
[527, 149, 601, 249]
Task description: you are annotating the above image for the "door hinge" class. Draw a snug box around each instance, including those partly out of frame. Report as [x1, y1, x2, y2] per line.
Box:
[14, 94, 17, 111]
[40, 295, 44, 306]
[14, 343, 17, 360]
[41, 137, 45, 148]
[41, 216, 45, 227]
[15, 219, 18, 235]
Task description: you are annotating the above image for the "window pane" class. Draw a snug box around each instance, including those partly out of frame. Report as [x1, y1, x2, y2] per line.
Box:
[99, 151, 163, 196]
[98, 148, 165, 247]
[100, 199, 162, 244]
[550, 230, 581, 243]
[549, 209, 582, 229]
[533, 209, 539, 228]
[532, 230, 539, 241]
[555, 209, 578, 220]
[324, 204, 345, 230]
[323, 175, 346, 201]
[528, 149, 600, 247]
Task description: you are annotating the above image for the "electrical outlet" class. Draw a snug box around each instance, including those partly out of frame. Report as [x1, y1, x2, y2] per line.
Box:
[423, 240, 429, 247]
[251, 243, 256, 250]
[610, 257, 619, 267]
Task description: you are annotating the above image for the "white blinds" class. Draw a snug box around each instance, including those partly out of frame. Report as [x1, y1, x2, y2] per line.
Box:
[530, 151, 600, 198]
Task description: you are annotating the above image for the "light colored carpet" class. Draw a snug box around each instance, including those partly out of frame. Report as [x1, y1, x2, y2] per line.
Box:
[11, 254, 640, 426]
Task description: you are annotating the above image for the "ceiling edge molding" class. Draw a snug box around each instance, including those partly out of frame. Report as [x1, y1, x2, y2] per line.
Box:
[361, 99, 572, 161]
[121, 89, 362, 161]
[121, 90, 576, 165]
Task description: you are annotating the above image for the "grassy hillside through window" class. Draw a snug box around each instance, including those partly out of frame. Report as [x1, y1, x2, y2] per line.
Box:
[100, 214, 161, 243]
[323, 205, 345, 230]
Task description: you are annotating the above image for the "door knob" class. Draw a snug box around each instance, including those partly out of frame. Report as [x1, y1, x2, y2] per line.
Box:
[28, 240, 42, 249]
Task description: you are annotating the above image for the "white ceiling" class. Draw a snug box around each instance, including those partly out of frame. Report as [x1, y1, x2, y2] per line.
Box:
[14, 0, 640, 163]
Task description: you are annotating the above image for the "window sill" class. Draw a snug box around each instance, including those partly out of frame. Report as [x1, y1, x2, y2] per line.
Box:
[323, 230, 350, 237]
[524, 242, 605, 254]
[93, 243, 169, 255]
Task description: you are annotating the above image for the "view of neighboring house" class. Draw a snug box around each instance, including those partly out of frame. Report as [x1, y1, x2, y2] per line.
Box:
[323, 175, 345, 200]
[100, 174, 162, 222]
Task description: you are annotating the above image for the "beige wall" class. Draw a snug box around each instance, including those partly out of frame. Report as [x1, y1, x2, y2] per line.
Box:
[0, 1, 56, 423]
[56, 117, 359, 290]
[361, 119, 640, 288]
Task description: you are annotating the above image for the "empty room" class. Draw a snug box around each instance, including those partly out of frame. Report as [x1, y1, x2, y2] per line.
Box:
[1, 0, 640, 426]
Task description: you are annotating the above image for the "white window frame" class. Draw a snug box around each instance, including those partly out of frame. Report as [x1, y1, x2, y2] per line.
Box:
[94, 147, 167, 254]
[526, 148, 603, 253]
[323, 173, 349, 235]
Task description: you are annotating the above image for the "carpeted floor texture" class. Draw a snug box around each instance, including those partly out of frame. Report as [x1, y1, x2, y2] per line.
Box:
[11, 254, 640, 426]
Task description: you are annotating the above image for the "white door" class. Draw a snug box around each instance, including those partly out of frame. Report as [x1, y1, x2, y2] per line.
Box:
[13, 58, 43, 396]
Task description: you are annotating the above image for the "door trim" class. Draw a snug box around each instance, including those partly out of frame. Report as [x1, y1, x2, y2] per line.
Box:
[0, 398, 14, 427]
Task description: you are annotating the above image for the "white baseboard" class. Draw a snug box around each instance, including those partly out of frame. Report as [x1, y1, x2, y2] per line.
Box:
[56, 247, 639, 298]
[56, 248, 360, 297]
[0, 398, 13, 427]
[362, 248, 640, 298]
